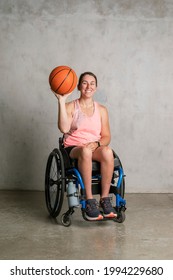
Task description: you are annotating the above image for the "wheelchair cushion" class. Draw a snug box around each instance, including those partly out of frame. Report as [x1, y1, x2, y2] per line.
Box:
[92, 157, 120, 172]
[60, 147, 120, 171]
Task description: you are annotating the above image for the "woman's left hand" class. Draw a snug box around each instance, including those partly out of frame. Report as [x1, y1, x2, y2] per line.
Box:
[85, 142, 98, 152]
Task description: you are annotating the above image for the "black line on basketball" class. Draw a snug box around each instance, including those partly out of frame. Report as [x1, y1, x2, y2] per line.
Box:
[55, 69, 72, 93]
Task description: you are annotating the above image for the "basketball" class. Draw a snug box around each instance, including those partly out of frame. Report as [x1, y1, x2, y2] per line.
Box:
[49, 65, 77, 95]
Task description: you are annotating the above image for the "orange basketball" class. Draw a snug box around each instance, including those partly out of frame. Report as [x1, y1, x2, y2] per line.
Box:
[49, 65, 77, 95]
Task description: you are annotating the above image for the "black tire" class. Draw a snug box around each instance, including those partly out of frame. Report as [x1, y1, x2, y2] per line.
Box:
[45, 149, 65, 217]
[113, 152, 125, 198]
[61, 213, 71, 227]
[116, 211, 126, 223]
[120, 177, 125, 198]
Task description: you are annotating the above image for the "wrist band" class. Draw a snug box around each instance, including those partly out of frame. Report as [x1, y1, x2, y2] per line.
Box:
[96, 141, 100, 147]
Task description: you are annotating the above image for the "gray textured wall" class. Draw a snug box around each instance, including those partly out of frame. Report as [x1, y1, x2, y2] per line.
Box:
[0, 0, 173, 192]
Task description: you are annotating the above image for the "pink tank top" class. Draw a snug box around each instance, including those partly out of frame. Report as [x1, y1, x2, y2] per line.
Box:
[64, 99, 101, 147]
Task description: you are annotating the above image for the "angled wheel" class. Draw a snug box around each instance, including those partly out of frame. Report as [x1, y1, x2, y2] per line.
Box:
[119, 175, 125, 198]
[113, 152, 125, 198]
[116, 211, 126, 223]
[45, 148, 65, 217]
[61, 213, 71, 227]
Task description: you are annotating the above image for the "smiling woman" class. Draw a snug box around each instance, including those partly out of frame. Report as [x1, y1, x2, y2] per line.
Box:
[53, 71, 116, 221]
[77, 71, 98, 88]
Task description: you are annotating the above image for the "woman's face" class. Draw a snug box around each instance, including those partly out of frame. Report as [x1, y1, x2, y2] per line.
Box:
[79, 74, 97, 98]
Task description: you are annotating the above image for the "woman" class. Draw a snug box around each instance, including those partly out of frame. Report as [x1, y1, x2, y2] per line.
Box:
[54, 72, 117, 221]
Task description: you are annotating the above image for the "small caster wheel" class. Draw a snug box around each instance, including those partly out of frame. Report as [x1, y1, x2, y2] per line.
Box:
[61, 213, 71, 227]
[116, 211, 125, 223]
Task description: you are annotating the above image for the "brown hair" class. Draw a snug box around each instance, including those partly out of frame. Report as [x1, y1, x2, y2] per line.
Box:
[77, 72, 98, 90]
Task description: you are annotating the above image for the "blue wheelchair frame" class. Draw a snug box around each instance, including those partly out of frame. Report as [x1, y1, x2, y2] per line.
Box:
[67, 166, 126, 211]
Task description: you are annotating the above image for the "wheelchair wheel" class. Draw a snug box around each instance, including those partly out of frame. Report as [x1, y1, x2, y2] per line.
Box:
[45, 148, 65, 217]
[116, 211, 126, 223]
[120, 176, 125, 198]
[113, 152, 125, 198]
[61, 213, 71, 227]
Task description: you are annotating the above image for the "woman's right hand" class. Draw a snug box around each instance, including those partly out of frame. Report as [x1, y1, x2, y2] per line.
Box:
[52, 90, 72, 102]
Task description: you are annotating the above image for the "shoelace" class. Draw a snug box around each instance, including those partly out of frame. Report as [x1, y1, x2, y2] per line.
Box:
[101, 199, 111, 209]
[87, 200, 99, 209]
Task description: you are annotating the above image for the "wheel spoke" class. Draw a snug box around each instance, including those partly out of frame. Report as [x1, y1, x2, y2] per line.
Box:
[45, 149, 65, 217]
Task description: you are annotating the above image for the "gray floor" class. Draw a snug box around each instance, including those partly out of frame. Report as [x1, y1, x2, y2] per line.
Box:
[0, 191, 173, 260]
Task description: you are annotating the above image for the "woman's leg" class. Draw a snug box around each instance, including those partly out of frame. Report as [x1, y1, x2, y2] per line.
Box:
[70, 146, 103, 220]
[93, 146, 116, 218]
[70, 146, 93, 200]
[92, 146, 114, 197]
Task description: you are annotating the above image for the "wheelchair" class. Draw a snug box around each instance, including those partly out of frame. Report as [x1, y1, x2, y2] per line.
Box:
[45, 137, 126, 226]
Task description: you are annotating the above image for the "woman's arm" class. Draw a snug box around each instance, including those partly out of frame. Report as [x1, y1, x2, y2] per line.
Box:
[53, 92, 74, 133]
[99, 105, 111, 146]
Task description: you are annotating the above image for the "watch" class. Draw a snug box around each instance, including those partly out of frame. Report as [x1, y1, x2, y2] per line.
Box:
[96, 141, 100, 147]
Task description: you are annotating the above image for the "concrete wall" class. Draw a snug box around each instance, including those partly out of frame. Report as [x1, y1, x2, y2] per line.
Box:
[0, 0, 173, 192]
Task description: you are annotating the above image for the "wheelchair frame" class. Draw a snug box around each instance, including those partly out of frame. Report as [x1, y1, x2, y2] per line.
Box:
[45, 138, 126, 226]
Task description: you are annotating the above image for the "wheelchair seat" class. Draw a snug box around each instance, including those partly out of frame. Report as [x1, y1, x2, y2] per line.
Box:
[59, 138, 121, 172]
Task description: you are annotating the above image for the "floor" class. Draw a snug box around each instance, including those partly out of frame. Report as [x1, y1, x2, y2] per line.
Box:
[0, 191, 173, 260]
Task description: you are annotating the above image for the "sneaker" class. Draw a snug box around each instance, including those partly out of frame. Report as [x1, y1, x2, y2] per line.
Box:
[100, 197, 117, 218]
[85, 199, 103, 221]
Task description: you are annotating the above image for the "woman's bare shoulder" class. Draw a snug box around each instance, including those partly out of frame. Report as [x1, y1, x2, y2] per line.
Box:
[97, 102, 108, 115]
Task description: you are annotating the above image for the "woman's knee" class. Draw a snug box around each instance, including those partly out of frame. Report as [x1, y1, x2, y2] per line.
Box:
[99, 146, 114, 162]
[79, 146, 93, 160]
